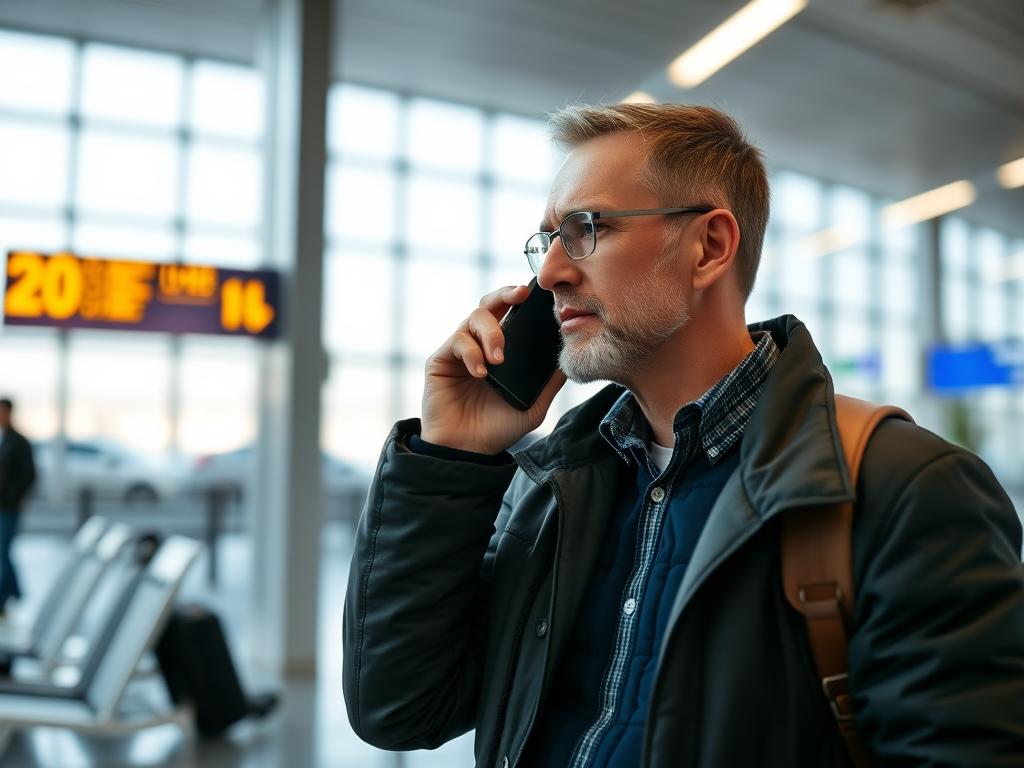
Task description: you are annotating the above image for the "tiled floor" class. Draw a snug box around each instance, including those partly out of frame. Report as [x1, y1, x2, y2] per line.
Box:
[0, 522, 476, 767]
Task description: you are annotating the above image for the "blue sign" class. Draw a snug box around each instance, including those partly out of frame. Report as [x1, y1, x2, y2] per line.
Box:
[927, 342, 1024, 393]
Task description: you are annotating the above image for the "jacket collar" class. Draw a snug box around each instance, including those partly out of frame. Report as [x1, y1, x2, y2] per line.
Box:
[516, 314, 852, 515]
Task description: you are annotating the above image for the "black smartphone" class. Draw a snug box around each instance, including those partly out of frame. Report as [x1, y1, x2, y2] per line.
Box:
[485, 278, 562, 411]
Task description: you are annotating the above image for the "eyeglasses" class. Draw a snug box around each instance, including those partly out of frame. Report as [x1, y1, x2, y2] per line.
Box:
[524, 206, 714, 274]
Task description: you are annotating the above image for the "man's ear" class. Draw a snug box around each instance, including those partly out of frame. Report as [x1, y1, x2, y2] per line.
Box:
[693, 209, 740, 292]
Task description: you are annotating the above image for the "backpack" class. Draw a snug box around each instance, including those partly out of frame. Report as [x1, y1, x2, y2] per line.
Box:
[782, 395, 913, 768]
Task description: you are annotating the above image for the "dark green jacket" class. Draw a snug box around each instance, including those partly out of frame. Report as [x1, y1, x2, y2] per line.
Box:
[343, 315, 1024, 767]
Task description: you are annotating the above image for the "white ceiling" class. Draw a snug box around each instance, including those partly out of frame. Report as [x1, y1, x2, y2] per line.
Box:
[2, 0, 1022, 236]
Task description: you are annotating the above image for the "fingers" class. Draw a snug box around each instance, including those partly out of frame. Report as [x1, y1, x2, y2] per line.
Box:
[449, 329, 490, 378]
[433, 284, 531, 378]
[479, 284, 530, 320]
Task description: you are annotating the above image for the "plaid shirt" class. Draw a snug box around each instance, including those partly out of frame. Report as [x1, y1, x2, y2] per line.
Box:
[567, 330, 780, 768]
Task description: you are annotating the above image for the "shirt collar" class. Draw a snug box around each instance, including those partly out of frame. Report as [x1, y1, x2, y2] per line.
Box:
[599, 331, 780, 466]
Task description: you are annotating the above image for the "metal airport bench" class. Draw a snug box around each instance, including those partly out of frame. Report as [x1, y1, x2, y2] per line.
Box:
[0, 517, 128, 670]
[0, 535, 203, 756]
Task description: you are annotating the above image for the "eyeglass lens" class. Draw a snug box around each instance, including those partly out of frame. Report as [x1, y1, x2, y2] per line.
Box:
[525, 212, 596, 273]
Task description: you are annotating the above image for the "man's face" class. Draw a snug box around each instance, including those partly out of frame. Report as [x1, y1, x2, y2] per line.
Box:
[0, 406, 10, 430]
[537, 132, 695, 384]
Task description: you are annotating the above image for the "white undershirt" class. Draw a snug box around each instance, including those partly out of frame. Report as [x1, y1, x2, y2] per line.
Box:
[648, 440, 674, 475]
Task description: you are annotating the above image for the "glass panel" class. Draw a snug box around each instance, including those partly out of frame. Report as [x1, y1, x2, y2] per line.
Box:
[489, 186, 548, 268]
[76, 130, 180, 218]
[190, 61, 264, 140]
[778, 249, 821, 305]
[941, 217, 970, 276]
[400, 362, 425, 421]
[328, 84, 400, 159]
[81, 44, 183, 128]
[322, 361, 393, 471]
[942, 275, 970, 343]
[828, 186, 871, 248]
[401, 257, 481, 357]
[0, 215, 66, 256]
[323, 249, 395, 354]
[0, 333, 60, 439]
[978, 285, 1006, 342]
[490, 115, 557, 184]
[73, 221, 176, 259]
[830, 249, 872, 311]
[828, 313, 877, 399]
[183, 232, 260, 268]
[405, 174, 481, 258]
[185, 144, 262, 228]
[882, 259, 918, 321]
[179, 338, 257, 455]
[772, 172, 823, 234]
[67, 335, 172, 457]
[325, 162, 396, 244]
[881, 217, 918, 262]
[406, 98, 484, 174]
[0, 119, 70, 208]
[0, 31, 74, 114]
[881, 324, 919, 397]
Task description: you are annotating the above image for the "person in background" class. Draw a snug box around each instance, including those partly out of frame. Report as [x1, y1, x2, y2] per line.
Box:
[0, 397, 36, 618]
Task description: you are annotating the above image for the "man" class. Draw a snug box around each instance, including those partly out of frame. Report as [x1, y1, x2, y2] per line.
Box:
[0, 398, 35, 618]
[343, 104, 1024, 766]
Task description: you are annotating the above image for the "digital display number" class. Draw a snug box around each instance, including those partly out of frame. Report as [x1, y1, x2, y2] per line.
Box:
[3, 251, 280, 339]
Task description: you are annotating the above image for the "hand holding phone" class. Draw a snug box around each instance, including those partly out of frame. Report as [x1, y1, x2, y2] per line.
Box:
[485, 278, 562, 411]
[420, 281, 565, 455]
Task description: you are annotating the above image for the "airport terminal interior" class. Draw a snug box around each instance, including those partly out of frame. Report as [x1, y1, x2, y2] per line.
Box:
[0, 0, 1021, 765]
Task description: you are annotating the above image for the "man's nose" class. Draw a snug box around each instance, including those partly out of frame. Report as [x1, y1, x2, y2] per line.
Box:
[537, 237, 582, 292]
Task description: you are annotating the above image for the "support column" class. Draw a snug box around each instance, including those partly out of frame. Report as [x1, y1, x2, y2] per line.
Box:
[250, 0, 332, 679]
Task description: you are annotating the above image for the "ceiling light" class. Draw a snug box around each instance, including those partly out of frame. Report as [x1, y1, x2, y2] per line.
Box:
[881, 181, 976, 228]
[996, 157, 1024, 189]
[794, 226, 866, 259]
[667, 0, 808, 88]
[622, 91, 657, 104]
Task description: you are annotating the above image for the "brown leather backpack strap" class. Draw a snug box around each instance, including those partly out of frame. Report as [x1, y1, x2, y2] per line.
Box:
[782, 395, 912, 768]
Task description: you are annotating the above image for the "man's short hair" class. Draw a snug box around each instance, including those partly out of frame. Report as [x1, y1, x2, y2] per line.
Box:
[548, 103, 770, 300]
[0, 399, 11, 411]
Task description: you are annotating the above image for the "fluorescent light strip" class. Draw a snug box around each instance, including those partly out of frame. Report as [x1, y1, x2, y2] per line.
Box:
[668, 0, 808, 88]
[881, 181, 976, 228]
[997, 157, 1024, 189]
[622, 91, 657, 104]
[795, 226, 866, 259]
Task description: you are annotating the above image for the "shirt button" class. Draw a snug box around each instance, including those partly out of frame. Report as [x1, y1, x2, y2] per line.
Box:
[535, 618, 548, 637]
[623, 598, 637, 616]
[650, 486, 665, 503]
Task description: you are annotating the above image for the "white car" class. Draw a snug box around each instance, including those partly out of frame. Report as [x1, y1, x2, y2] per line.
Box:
[186, 444, 370, 516]
[33, 439, 181, 504]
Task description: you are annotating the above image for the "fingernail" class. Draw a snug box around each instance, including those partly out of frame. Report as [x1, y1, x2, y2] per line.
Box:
[477, 364, 487, 376]
[493, 348, 503, 362]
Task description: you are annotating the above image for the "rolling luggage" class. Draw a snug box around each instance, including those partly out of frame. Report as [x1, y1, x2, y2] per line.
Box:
[155, 602, 278, 736]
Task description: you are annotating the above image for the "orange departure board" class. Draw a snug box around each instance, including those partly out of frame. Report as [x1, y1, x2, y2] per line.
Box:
[3, 251, 280, 338]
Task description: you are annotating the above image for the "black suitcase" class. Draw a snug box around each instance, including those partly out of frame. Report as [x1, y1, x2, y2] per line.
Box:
[155, 602, 252, 736]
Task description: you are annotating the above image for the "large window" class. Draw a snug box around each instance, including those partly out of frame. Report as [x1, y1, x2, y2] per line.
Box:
[321, 84, 606, 470]
[0, 30, 263, 458]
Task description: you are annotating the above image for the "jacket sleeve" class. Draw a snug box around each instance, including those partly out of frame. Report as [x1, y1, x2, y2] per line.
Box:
[342, 419, 519, 750]
[850, 422, 1024, 767]
[11, 437, 36, 504]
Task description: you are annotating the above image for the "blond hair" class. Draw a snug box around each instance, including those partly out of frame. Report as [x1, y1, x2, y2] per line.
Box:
[548, 103, 769, 300]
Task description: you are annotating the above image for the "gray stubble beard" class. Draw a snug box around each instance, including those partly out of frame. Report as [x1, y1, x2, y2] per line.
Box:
[557, 267, 691, 385]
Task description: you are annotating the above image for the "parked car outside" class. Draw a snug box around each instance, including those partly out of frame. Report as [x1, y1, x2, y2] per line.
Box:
[185, 444, 371, 518]
[33, 438, 183, 504]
